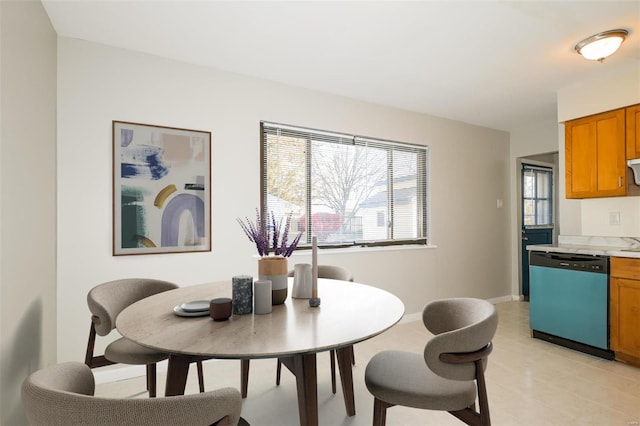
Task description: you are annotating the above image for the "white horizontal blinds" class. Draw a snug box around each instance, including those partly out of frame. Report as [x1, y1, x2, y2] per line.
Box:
[261, 121, 429, 247]
[392, 150, 419, 239]
[358, 138, 428, 244]
[261, 123, 309, 242]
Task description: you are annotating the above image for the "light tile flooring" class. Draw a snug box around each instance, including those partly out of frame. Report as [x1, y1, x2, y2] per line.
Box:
[96, 302, 640, 425]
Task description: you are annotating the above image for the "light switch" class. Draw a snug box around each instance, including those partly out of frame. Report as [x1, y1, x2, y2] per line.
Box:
[609, 211, 621, 226]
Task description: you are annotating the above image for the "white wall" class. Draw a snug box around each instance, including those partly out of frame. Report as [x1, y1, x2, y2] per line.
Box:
[57, 38, 511, 363]
[0, 1, 57, 424]
[508, 119, 560, 296]
[557, 62, 640, 237]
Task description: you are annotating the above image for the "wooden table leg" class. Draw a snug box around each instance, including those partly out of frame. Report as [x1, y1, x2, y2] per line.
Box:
[336, 345, 356, 416]
[241, 359, 250, 398]
[165, 354, 192, 396]
[281, 354, 318, 426]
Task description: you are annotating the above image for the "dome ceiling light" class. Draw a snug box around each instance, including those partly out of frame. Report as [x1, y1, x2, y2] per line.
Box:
[574, 29, 629, 62]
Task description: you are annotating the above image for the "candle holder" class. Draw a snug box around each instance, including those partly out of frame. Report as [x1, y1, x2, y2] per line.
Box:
[309, 236, 320, 308]
[210, 298, 232, 321]
[232, 275, 253, 315]
[254, 279, 272, 314]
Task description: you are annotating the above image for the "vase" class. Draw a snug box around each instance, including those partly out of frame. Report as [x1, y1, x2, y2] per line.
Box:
[292, 263, 312, 299]
[258, 256, 288, 305]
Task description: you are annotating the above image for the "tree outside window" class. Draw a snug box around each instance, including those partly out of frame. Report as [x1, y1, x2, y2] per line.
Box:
[262, 122, 429, 248]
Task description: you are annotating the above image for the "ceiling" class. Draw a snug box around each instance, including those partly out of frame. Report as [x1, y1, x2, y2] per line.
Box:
[41, 1, 640, 132]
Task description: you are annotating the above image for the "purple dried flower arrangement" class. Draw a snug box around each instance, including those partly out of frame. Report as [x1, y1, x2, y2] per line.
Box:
[237, 209, 303, 257]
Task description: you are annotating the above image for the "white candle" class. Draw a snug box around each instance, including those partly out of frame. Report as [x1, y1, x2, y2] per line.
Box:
[254, 279, 272, 315]
[312, 236, 318, 298]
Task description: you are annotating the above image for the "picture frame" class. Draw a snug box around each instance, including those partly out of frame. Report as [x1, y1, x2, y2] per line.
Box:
[113, 121, 211, 255]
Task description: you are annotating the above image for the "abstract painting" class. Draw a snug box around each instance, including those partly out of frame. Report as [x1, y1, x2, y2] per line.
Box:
[113, 121, 211, 255]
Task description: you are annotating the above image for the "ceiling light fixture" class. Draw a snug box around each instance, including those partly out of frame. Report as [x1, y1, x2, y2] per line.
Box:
[574, 29, 629, 62]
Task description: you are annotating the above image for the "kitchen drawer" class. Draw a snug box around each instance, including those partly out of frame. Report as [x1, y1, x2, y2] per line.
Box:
[611, 257, 640, 280]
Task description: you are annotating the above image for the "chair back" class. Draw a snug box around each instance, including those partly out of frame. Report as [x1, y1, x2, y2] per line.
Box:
[422, 298, 498, 381]
[22, 361, 95, 425]
[22, 362, 243, 426]
[287, 264, 354, 281]
[87, 278, 178, 336]
[317, 265, 354, 281]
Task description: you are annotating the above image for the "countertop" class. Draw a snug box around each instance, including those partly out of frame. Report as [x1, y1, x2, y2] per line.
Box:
[526, 236, 640, 259]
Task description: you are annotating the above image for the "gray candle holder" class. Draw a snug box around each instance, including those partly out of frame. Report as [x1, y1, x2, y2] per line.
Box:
[232, 275, 253, 315]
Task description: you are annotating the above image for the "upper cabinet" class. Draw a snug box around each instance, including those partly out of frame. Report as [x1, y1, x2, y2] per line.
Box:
[626, 104, 640, 159]
[565, 108, 627, 199]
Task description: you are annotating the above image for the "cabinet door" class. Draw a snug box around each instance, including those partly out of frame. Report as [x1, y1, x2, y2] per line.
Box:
[565, 109, 626, 198]
[610, 276, 640, 358]
[627, 104, 640, 159]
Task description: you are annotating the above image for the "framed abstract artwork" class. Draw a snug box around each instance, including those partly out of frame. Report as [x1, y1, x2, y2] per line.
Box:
[113, 121, 211, 255]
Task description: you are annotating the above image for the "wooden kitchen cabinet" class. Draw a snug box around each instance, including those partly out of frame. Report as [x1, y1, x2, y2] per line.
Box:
[626, 104, 640, 159]
[565, 108, 626, 198]
[610, 256, 640, 367]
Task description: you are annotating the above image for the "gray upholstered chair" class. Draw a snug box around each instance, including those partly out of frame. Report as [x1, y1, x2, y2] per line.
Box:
[365, 298, 498, 426]
[280, 265, 355, 394]
[22, 361, 244, 426]
[85, 278, 205, 397]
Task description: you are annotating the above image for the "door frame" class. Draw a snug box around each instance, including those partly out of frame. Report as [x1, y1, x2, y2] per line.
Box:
[516, 155, 559, 298]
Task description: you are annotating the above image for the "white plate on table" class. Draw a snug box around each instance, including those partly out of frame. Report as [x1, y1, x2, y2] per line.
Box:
[180, 300, 210, 312]
[173, 305, 210, 317]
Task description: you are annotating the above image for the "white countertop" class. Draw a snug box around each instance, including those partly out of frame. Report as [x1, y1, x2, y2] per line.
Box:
[526, 235, 640, 259]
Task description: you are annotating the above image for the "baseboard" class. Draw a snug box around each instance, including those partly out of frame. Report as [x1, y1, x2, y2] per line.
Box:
[400, 312, 422, 323]
[93, 360, 168, 384]
[400, 295, 520, 324]
[489, 295, 520, 304]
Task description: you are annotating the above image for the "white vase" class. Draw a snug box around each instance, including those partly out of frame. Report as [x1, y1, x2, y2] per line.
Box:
[292, 263, 312, 299]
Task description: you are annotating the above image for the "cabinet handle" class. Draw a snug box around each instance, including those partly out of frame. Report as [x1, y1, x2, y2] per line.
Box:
[619, 176, 623, 187]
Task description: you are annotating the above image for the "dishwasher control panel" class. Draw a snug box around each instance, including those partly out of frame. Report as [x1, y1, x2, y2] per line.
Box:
[530, 252, 608, 274]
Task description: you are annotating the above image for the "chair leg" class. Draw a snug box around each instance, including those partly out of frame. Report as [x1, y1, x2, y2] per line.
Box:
[241, 359, 249, 398]
[146, 364, 157, 398]
[276, 358, 282, 386]
[330, 350, 336, 394]
[197, 360, 205, 393]
[372, 398, 393, 426]
[475, 359, 491, 426]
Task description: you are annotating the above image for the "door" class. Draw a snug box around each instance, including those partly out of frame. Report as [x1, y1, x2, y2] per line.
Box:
[521, 164, 553, 298]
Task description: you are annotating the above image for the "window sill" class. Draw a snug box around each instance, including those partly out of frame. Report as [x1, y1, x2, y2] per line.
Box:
[289, 243, 437, 256]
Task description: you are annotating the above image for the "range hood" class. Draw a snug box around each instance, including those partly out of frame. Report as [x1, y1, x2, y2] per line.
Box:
[628, 159, 640, 185]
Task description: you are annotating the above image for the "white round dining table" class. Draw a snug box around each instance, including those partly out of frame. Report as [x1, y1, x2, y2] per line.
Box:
[117, 278, 404, 426]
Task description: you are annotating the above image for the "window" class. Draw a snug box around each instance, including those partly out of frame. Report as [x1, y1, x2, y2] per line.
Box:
[522, 164, 553, 226]
[261, 121, 429, 248]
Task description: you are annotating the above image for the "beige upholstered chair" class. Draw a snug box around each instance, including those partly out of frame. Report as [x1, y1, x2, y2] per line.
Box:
[22, 361, 244, 426]
[85, 278, 205, 397]
[365, 298, 498, 426]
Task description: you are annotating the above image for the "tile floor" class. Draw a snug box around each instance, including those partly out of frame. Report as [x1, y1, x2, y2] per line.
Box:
[96, 301, 640, 425]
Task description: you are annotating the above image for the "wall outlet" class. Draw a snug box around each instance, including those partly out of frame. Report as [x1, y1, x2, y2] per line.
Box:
[609, 211, 621, 226]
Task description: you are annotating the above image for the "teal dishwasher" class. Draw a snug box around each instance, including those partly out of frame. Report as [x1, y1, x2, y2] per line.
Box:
[529, 251, 614, 359]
